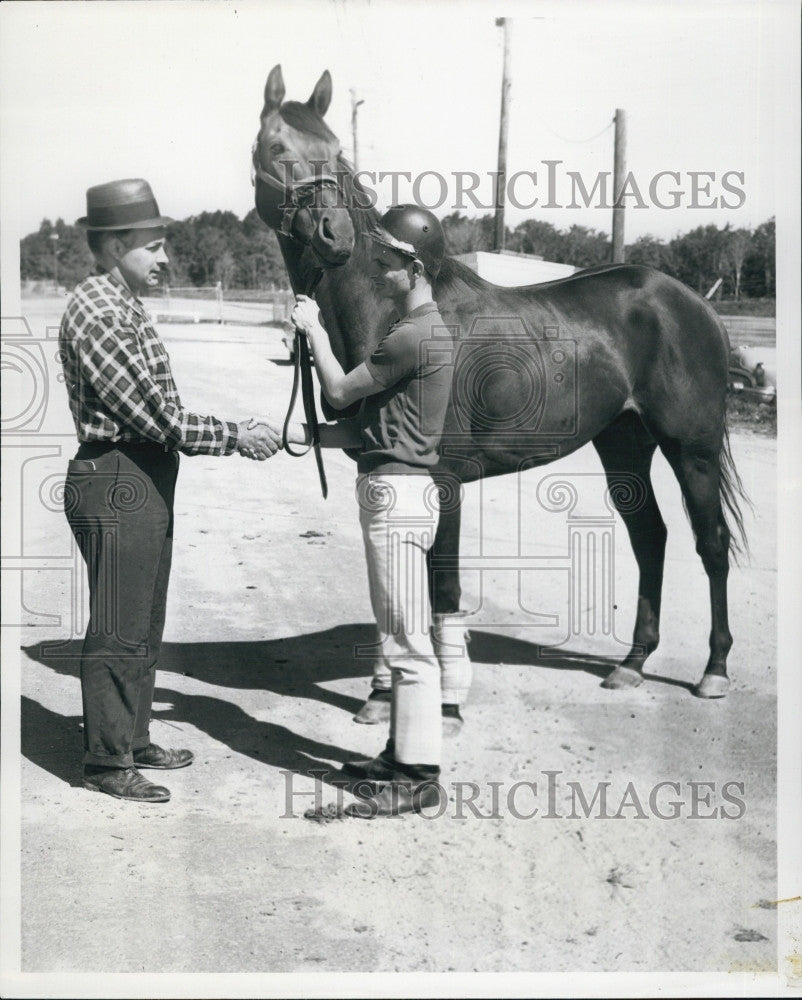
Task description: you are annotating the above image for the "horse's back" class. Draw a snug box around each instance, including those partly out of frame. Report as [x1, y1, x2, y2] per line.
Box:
[435, 260, 731, 460]
[440, 261, 727, 356]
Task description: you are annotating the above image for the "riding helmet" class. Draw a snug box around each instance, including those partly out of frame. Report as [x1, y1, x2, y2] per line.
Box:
[369, 204, 446, 278]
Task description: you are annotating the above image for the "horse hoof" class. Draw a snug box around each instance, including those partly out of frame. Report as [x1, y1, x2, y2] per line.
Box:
[442, 715, 464, 738]
[693, 674, 730, 699]
[602, 666, 644, 690]
[352, 698, 391, 725]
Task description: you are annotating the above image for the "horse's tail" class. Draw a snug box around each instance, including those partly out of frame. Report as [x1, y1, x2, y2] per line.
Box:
[719, 421, 751, 561]
[703, 295, 751, 562]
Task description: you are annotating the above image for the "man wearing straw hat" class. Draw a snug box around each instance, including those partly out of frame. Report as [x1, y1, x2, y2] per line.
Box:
[59, 178, 281, 803]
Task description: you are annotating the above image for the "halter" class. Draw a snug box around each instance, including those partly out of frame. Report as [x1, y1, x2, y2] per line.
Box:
[251, 142, 343, 243]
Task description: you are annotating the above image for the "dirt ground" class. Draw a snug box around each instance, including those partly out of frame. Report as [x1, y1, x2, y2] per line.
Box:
[10, 305, 781, 981]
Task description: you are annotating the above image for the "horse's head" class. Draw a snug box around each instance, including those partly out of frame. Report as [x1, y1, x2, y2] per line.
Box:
[253, 65, 355, 266]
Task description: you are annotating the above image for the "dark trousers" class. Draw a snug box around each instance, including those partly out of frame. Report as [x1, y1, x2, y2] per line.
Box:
[64, 441, 179, 768]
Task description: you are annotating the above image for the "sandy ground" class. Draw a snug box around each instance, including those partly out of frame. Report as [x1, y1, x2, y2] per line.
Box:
[9, 305, 780, 978]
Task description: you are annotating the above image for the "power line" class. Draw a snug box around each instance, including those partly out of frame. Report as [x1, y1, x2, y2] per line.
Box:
[535, 117, 614, 145]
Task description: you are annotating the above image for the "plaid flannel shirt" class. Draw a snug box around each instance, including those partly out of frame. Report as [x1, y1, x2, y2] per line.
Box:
[59, 271, 238, 455]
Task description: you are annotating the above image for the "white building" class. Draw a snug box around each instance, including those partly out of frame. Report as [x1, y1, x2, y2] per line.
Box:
[454, 250, 577, 286]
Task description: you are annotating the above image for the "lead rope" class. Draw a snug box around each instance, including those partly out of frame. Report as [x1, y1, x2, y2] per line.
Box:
[281, 269, 328, 499]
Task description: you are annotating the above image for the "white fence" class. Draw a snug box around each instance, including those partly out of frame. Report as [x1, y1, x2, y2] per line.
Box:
[148, 283, 295, 325]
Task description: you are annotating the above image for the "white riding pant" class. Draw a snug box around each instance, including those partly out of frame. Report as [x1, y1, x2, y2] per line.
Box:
[363, 487, 473, 708]
[372, 614, 473, 705]
[357, 473, 446, 766]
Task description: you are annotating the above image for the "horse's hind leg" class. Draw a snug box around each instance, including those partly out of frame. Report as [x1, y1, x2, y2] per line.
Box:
[656, 437, 733, 698]
[592, 411, 667, 690]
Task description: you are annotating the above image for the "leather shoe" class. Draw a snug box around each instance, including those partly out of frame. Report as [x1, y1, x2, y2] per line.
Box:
[345, 778, 445, 819]
[83, 766, 170, 803]
[342, 752, 396, 783]
[132, 744, 194, 769]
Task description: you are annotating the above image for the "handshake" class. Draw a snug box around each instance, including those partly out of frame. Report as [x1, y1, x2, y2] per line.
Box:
[237, 418, 283, 461]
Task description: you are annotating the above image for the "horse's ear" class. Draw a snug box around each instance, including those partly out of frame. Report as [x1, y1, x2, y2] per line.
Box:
[263, 65, 286, 116]
[307, 70, 332, 117]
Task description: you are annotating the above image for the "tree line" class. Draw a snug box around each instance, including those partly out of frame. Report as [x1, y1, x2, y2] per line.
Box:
[21, 211, 775, 300]
[441, 213, 775, 300]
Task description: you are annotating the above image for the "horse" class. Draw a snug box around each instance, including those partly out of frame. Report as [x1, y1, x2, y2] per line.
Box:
[252, 64, 748, 699]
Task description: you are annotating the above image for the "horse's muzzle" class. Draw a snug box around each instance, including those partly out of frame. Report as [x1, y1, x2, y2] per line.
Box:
[311, 212, 355, 265]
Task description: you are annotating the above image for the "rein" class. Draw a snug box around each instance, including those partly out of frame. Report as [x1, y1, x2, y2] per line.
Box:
[281, 268, 328, 499]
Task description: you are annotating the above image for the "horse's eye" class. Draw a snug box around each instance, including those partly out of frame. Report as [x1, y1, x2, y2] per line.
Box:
[270, 142, 285, 155]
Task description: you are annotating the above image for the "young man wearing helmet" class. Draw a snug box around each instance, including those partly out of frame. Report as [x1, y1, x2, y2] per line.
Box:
[289, 204, 464, 817]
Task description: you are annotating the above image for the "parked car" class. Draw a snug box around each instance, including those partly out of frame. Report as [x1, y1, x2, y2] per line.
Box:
[728, 345, 776, 404]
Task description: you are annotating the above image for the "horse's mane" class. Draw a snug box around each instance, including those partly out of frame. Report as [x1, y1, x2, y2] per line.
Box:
[335, 154, 381, 235]
[434, 256, 493, 296]
[435, 258, 634, 299]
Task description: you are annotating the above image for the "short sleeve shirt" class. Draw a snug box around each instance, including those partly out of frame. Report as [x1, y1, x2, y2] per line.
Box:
[358, 301, 453, 475]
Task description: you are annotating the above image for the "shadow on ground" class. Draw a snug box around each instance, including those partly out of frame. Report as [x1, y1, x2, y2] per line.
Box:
[22, 625, 382, 790]
[21, 697, 85, 788]
[21, 625, 694, 789]
[465, 629, 696, 693]
[24, 624, 378, 713]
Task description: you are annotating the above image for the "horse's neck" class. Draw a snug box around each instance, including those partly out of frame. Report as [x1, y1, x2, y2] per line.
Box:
[277, 235, 320, 296]
[319, 259, 390, 370]
[278, 235, 385, 370]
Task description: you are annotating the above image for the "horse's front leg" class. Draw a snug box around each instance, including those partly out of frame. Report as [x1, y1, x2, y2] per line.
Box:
[427, 481, 473, 730]
[427, 480, 463, 614]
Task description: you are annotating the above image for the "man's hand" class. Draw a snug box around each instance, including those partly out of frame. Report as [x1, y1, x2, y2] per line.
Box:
[291, 295, 325, 349]
[237, 419, 282, 460]
[292, 294, 382, 410]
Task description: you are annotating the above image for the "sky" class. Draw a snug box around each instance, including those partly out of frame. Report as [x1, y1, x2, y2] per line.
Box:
[0, 0, 792, 245]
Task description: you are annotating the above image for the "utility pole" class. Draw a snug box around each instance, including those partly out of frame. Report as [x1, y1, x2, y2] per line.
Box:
[350, 88, 365, 172]
[494, 17, 512, 252]
[612, 108, 626, 263]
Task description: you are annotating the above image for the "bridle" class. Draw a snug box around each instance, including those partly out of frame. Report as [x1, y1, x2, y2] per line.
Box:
[251, 141, 344, 499]
[251, 142, 343, 244]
